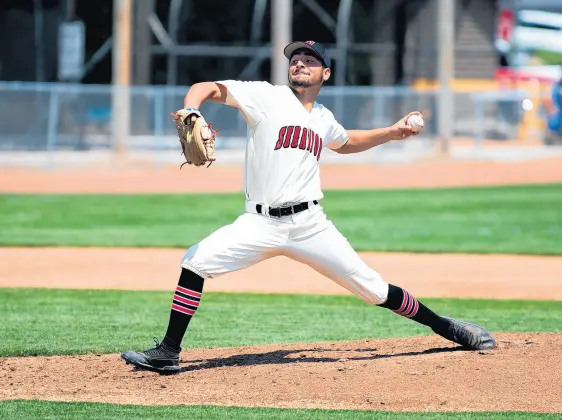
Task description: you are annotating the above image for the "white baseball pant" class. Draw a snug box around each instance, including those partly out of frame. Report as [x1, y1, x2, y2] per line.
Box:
[180, 201, 390, 304]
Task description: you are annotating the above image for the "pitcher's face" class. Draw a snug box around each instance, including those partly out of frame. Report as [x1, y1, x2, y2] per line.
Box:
[288, 51, 330, 88]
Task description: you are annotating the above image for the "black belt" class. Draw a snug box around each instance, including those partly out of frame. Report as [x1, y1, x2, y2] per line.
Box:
[256, 200, 318, 217]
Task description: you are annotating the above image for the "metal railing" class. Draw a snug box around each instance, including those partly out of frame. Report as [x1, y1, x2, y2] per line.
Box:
[0, 81, 551, 156]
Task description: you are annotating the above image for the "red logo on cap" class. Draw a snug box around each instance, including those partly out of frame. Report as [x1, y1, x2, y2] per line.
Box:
[305, 41, 315, 46]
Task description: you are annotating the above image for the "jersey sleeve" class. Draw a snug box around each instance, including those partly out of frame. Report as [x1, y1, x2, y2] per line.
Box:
[323, 113, 349, 149]
[215, 80, 274, 126]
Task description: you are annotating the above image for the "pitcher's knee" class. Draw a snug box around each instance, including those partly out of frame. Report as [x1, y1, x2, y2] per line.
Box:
[352, 269, 389, 305]
[180, 244, 217, 279]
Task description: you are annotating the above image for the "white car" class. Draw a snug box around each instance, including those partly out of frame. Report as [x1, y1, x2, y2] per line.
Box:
[497, 9, 562, 56]
[511, 9, 562, 54]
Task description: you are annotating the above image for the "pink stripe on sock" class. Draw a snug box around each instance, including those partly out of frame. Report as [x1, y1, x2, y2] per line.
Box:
[176, 286, 202, 299]
[405, 298, 419, 318]
[174, 295, 199, 307]
[402, 292, 415, 315]
[396, 291, 409, 313]
[171, 303, 195, 315]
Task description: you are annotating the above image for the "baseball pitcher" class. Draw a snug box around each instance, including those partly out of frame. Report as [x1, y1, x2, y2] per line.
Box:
[121, 40, 496, 374]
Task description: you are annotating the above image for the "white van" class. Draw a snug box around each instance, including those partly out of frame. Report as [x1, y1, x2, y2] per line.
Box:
[512, 10, 562, 54]
[496, 7, 562, 63]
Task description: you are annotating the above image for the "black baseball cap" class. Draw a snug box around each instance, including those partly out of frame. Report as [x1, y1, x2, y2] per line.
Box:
[284, 40, 331, 68]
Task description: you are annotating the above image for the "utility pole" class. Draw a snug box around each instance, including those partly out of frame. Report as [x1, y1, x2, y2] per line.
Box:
[437, 0, 455, 155]
[112, 0, 132, 156]
[271, 0, 292, 85]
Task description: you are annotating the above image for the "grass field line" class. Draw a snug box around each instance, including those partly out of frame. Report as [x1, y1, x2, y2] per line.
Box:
[2, 185, 561, 254]
[1, 401, 561, 420]
[2, 288, 561, 358]
[2, 246, 562, 300]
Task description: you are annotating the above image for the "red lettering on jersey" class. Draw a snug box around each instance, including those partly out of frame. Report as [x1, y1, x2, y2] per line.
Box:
[299, 128, 308, 150]
[291, 126, 301, 148]
[273, 126, 324, 162]
[316, 138, 323, 160]
[307, 130, 315, 152]
[283, 126, 294, 148]
[275, 127, 287, 150]
[313, 133, 320, 155]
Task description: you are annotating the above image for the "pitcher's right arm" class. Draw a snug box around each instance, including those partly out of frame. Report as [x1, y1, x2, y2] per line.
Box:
[182, 80, 274, 126]
[183, 82, 231, 109]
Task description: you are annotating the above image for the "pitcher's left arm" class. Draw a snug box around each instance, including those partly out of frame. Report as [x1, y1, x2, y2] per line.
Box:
[330, 111, 422, 154]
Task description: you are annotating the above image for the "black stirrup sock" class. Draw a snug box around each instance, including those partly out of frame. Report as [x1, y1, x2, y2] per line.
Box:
[377, 284, 450, 335]
[162, 268, 205, 349]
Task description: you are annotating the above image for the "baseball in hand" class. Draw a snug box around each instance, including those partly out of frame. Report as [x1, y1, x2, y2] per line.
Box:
[406, 115, 424, 133]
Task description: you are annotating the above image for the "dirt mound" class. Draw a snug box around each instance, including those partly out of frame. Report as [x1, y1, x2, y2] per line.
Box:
[1, 333, 561, 412]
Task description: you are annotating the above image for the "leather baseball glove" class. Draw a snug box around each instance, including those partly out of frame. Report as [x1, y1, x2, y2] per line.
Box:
[172, 108, 218, 168]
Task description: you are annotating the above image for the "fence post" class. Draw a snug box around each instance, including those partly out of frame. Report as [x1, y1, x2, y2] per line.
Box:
[154, 90, 165, 167]
[474, 96, 484, 150]
[46, 88, 60, 170]
[374, 91, 384, 128]
[112, 0, 132, 157]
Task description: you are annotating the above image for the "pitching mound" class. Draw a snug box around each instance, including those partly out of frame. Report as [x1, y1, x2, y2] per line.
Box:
[2, 333, 561, 412]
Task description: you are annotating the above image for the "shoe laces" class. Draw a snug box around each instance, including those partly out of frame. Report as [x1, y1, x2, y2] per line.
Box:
[143, 337, 164, 357]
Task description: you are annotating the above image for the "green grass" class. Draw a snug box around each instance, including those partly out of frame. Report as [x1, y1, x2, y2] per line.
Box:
[532, 49, 562, 66]
[0, 401, 559, 420]
[1, 288, 560, 357]
[1, 184, 562, 254]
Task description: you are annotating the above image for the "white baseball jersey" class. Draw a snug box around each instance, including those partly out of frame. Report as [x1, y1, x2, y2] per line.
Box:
[216, 80, 349, 208]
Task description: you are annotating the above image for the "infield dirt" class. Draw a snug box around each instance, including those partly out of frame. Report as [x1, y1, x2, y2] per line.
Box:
[1, 334, 561, 412]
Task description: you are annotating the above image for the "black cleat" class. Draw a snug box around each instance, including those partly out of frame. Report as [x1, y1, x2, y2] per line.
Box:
[437, 317, 497, 350]
[121, 337, 181, 374]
